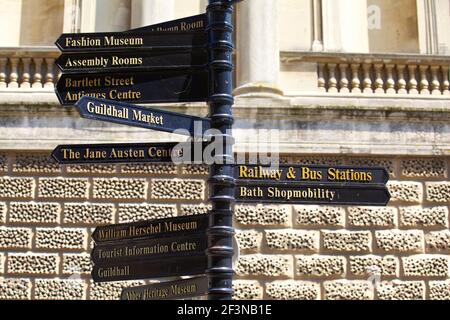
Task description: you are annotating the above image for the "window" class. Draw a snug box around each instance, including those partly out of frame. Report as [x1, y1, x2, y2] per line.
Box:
[368, 0, 420, 53]
[0, 0, 64, 46]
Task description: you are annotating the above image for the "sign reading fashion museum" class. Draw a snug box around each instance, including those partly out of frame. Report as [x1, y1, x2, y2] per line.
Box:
[55, 31, 206, 52]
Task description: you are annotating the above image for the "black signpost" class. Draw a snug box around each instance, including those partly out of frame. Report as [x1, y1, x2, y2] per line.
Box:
[51, 0, 392, 301]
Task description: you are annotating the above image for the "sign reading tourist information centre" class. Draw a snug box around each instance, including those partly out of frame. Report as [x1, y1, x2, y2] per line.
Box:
[52, 3, 390, 300]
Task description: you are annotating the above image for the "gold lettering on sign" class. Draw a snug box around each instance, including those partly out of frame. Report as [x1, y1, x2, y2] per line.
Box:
[238, 165, 282, 181]
[327, 168, 373, 182]
[65, 37, 101, 48]
[109, 148, 145, 159]
[97, 265, 130, 278]
[104, 36, 144, 47]
[132, 110, 164, 126]
[164, 221, 198, 232]
[83, 148, 107, 159]
[65, 57, 109, 68]
[170, 283, 198, 296]
[267, 187, 336, 201]
[111, 56, 143, 66]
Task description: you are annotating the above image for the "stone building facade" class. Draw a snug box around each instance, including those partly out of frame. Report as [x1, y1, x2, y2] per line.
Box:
[0, 0, 450, 300]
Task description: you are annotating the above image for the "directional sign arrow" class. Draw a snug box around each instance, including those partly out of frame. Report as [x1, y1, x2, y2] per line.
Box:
[55, 70, 208, 105]
[92, 255, 207, 283]
[72, 97, 210, 137]
[235, 164, 390, 184]
[55, 50, 207, 73]
[51, 142, 207, 165]
[55, 31, 206, 53]
[92, 214, 209, 243]
[236, 181, 391, 206]
[130, 14, 206, 32]
[91, 234, 207, 264]
[121, 276, 208, 300]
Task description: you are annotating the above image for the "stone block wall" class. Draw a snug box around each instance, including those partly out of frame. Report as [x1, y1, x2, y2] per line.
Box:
[0, 152, 449, 300]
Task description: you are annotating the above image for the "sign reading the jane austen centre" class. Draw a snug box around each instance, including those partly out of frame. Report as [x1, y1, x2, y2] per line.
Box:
[51, 6, 391, 300]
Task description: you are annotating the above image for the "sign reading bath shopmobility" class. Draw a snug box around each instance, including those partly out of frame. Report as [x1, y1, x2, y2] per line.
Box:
[56, 50, 207, 73]
[55, 70, 208, 105]
[91, 234, 206, 264]
[55, 31, 206, 52]
[51, 142, 207, 165]
[92, 214, 209, 243]
[235, 164, 389, 184]
[236, 181, 390, 206]
[92, 255, 207, 282]
[73, 97, 210, 136]
[121, 276, 208, 301]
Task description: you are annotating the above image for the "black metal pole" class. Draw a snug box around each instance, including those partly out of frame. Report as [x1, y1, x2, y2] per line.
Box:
[206, 0, 236, 300]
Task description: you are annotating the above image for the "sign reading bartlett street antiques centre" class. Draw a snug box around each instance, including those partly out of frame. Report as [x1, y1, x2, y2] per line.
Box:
[73, 97, 210, 136]
[121, 276, 208, 301]
[56, 70, 208, 105]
